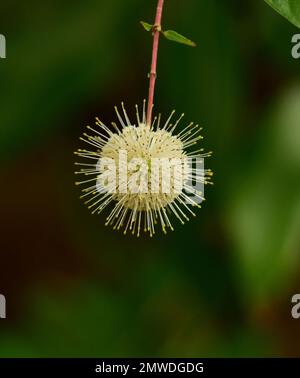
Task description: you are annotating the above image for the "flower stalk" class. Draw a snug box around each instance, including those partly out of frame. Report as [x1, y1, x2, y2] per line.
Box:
[146, 0, 165, 127]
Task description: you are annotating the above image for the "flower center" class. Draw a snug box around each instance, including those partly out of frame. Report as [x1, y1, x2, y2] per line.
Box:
[97, 124, 189, 210]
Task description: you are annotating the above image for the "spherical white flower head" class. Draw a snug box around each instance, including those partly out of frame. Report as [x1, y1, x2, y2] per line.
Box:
[75, 102, 212, 236]
[99, 123, 189, 211]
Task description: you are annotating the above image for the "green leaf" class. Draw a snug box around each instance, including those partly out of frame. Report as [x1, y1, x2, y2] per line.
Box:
[140, 21, 153, 32]
[264, 0, 300, 28]
[162, 30, 196, 47]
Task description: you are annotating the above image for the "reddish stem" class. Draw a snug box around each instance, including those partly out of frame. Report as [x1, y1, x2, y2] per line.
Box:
[146, 0, 165, 127]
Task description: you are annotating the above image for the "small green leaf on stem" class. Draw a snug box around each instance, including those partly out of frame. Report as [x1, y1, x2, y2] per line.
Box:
[162, 30, 196, 47]
[140, 21, 153, 32]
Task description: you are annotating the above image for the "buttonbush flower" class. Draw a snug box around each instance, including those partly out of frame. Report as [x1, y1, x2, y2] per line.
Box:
[75, 103, 212, 236]
[74, 0, 213, 236]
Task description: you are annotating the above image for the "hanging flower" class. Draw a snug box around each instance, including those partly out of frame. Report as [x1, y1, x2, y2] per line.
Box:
[75, 102, 212, 236]
[75, 0, 213, 236]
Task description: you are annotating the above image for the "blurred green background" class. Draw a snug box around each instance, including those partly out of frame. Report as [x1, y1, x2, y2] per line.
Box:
[0, 0, 300, 357]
